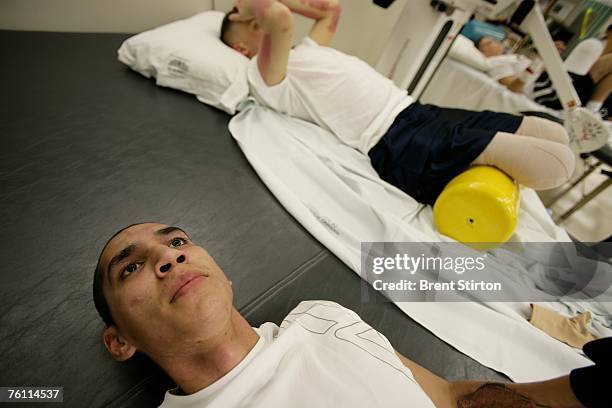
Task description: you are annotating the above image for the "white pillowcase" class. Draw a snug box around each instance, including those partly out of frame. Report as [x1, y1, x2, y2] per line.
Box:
[118, 11, 250, 114]
[448, 34, 491, 72]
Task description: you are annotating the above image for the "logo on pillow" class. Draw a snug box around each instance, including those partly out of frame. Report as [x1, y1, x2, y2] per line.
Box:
[167, 56, 190, 76]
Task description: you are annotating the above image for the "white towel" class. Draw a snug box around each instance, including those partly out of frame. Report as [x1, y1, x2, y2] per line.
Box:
[229, 101, 597, 382]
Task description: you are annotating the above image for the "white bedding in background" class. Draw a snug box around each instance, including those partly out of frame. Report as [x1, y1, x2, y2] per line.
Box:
[228, 101, 604, 382]
[421, 57, 560, 117]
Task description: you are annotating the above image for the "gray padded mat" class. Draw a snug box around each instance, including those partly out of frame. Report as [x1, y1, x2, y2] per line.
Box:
[0, 30, 505, 407]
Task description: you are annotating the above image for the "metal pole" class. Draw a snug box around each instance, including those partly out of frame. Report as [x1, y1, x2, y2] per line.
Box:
[554, 176, 612, 223]
[546, 159, 602, 207]
[543, 0, 560, 18]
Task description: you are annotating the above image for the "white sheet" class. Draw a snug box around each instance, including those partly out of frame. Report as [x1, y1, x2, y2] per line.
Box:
[421, 57, 559, 117]
[229, 101, 600, 382]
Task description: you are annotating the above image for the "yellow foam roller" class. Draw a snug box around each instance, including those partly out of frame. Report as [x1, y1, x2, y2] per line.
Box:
[433, 166, 519, 248]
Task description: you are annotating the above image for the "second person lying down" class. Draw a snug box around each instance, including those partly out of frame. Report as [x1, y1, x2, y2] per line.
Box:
[221, 0, 574, 205]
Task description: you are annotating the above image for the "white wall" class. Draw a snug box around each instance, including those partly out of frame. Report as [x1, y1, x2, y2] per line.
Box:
[0, 0, 213, 33]
[0, 0, 405, 66]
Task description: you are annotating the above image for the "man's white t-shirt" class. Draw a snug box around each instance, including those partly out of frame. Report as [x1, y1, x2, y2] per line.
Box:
[160, 301, 435, 408]
[486, 54, 532, 80]
[247, 37, 414, 154]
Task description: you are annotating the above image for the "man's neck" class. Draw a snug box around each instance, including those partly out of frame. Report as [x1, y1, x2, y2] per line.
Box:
[158, 309, 260, 395]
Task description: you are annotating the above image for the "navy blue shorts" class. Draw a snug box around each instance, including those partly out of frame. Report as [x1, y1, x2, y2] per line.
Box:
[368, 102, 522, 205]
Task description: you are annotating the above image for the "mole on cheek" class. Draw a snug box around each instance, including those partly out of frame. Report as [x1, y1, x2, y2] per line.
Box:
[129, 296, 149, 308]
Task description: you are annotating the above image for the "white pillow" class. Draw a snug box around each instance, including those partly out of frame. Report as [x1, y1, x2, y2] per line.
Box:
[448, 34, 491, 72]
[118, 11, 250, 114]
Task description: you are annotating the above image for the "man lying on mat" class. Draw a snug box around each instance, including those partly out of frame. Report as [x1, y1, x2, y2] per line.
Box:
[219, 0, 574, 206]
[93, 222, 608, 407]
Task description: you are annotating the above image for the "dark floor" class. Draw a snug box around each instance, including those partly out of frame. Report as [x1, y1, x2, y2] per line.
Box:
[0, 30, 505, 407]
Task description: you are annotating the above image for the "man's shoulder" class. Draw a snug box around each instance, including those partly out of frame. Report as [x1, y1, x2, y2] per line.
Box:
[277, 302, 400, 363]
[281, 300, 362, 328]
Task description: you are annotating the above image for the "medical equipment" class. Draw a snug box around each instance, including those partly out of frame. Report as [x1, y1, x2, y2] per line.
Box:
[461, 20, 506, 42]
[375, 0, 611, 153]
[433, 165, 519, 247]
[548, 145, 612, 223]
[580, 7, 594, 40]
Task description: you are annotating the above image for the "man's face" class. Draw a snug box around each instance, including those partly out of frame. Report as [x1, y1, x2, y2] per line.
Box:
[477, 37, 504, 57]
[99, 223, 233, 358]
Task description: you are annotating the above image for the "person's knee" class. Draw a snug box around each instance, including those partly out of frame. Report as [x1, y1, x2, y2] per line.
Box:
[590, 54, 612, 83]
[545, 120, 570, 145]
[527, 144, 575, 190]
[518, 116, 569, 145]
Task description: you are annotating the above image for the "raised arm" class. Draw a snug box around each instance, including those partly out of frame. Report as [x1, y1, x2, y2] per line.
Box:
[232, 0, 294, 86]
[278, 0, 342, 46]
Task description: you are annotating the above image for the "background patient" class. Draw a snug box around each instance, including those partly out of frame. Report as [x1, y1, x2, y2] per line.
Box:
[477, 34, 612, 117]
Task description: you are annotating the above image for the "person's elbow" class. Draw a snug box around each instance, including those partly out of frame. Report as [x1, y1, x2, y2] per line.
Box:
[328, 0, 342, 11]
[264, 2, 294, 33]
[327, 0, 343, 19]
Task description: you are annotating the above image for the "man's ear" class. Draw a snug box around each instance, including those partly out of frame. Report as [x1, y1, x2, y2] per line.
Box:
[232, 43, 251, 58]
[249, 19, 260, 31]
[102, 326, 137, 362]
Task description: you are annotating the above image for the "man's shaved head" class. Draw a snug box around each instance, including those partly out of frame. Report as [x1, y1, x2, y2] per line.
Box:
[219, 7, 264, 58]
[220, 8, 239, 47]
